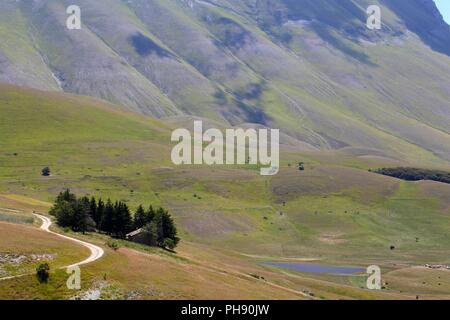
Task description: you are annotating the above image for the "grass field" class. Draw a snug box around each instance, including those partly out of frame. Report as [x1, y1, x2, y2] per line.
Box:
[0, 84, 449, 299]
[2, 204, 447, 300]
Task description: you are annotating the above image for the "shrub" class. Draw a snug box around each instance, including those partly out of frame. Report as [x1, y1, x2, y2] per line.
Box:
[106, 240, 120, 251]
[36, 263, 50, 283]
[41, 167, 51, 177]
[162, 238, 176, 250]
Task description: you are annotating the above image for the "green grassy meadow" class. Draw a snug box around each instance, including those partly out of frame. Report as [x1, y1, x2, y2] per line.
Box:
[0, 84, 449, 299]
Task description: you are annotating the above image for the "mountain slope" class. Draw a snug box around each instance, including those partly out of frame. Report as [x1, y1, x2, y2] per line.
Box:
[0, 1, 58, 91]
[0, 0, 449, 163]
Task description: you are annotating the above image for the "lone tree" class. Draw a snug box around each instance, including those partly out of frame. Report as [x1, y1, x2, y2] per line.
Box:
[41, 167, 51, 176]
[36, 263, 50, 283]
[298, 162, 305, 171]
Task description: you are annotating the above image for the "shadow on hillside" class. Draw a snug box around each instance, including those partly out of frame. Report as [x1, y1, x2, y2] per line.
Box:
[311, 23, 378, 67]
[129, 32, 174, 58]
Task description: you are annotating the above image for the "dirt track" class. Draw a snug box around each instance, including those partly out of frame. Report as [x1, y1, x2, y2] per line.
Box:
[33, 214, 104, 268]
[0, 215, 105, 281]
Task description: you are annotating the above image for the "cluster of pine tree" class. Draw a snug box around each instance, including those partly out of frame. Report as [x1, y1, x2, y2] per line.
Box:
[49, 189, 179, 249]
[373, 167, 450, 184]
[133, 205, 180, 249]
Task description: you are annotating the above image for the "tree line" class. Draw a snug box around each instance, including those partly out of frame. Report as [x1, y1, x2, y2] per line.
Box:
[373, 167, 450, 185]
[49, 189, 179, 249]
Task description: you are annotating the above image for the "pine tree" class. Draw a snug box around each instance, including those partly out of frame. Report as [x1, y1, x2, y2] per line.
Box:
[54, 201, 76, 228]
[134, 205, 147, 229]
[122, 202, 133, 236]
[153, 208, 179, 249]
[74, 197, 95, 233]
[95, 198, 105, 227]
[113, 201, 132, 238]
[41, 167, 51, 177]
[146, 205, 156, 224]
[50, 189, 76, 217]
[142, 221, 158, 246]
[60, 189, 76, 203]
[111, 201, 120, 236]
[100, 199, 114, 234]
[161, 209, 179, 247]
[50, 189, 77, 227]
[89, 197, 97, 225]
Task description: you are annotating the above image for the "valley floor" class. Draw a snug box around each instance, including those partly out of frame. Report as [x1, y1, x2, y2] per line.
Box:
[0, 86, 449, 299]
[0, 194, 449, 300]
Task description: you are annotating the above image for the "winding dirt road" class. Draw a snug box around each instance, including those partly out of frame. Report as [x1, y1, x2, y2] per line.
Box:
[0, 214, 105, 281]
[33, 214, 104, 268]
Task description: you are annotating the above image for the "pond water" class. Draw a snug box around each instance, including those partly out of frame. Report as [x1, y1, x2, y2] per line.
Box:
[263, 262, 366, 275]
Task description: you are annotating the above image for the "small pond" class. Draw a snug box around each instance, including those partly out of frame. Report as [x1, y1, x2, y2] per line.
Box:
[263, 262, 366, 275]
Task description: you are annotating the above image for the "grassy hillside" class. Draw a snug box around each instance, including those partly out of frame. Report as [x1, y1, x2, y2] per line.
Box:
[1, 84, 449, 258]
[1, 85, 449, 299]
[0, 0, 449, 162]
[1, 0, 449, 300]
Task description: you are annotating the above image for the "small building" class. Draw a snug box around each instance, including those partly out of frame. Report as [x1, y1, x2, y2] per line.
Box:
[126, 228, 145, 243]
[126, 228, 157, 246]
